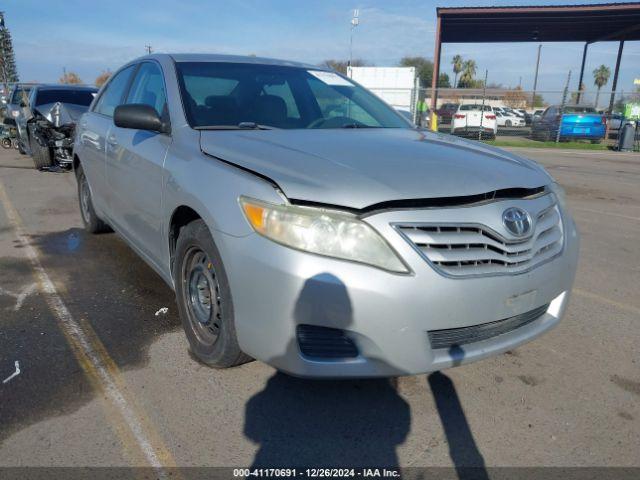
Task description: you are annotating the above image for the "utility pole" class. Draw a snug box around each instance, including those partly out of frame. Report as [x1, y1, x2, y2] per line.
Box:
[348, 9, 359, 72]
[531, 44, 542, 109]
[145, 44, 153, 55]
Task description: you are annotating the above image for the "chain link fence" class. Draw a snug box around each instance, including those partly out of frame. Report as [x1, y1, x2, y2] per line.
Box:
[370, 84, 639, 148]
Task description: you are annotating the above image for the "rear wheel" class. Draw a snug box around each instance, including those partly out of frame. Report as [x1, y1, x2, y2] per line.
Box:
[30, 136, 53, 170]
[76, 164, 111, 233]
[174, 219, 251, 368]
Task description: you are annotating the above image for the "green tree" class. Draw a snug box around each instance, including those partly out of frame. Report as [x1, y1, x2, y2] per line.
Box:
[0, 12, 19, 85]
[532, 94, 545, 108]
[399, 56, 433, 87]
[592, 65, 610, 109]
[438, 73, 451, 88]
[451, 54, 463, 88]
[457, 59, 477, 88]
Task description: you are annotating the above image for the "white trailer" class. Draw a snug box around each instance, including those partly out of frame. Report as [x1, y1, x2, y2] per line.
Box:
[347, 66, 418, 120]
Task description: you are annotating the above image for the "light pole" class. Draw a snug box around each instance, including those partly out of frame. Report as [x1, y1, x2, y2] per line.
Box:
[348, 9, 359, 73]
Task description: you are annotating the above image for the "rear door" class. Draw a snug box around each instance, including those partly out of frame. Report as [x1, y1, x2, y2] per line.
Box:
[105, 61, 170, 267]
[78, 65, 137, 217]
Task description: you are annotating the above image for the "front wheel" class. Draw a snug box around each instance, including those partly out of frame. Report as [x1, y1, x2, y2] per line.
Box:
[174, 219, 251, 368]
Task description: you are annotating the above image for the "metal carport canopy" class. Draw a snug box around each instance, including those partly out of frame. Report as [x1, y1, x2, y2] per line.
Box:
[430, 3, 640, 112]
[438, 3, 640, 43]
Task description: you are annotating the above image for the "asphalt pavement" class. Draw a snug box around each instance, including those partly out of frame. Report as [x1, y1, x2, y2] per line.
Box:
[0, 146, 638, 471]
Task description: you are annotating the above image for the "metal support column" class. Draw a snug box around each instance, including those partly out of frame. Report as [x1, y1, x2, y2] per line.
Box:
[576, 42, 589, 104]
[608, 40, 625, 114]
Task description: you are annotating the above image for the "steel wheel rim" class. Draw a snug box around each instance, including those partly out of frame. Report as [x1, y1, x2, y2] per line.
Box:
[80, 176, 91, 224]
[182, 247, 221, 346]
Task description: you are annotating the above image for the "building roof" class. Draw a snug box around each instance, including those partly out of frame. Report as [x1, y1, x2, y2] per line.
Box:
[437, 2, 640, 43]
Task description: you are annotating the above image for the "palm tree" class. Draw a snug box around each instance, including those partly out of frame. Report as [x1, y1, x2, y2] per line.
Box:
[451, 55, 463, 88]
[458, 59, 477, 88]
[592, 65, 611, 109]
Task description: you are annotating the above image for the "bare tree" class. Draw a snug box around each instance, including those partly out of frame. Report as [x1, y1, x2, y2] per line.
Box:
[59, 71, 83, 84]
[95, 70, 111, 87]
[320, 59, 368, 75]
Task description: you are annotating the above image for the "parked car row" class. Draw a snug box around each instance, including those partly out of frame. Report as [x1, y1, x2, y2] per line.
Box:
[2, 82, 98, 170]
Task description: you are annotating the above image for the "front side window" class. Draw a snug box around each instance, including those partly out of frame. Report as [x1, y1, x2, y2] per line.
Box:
[11, 87, 31, 105]
[94, 65, 136, 117]
[175, 62, 409, 129]
[126, 62, 167, 117]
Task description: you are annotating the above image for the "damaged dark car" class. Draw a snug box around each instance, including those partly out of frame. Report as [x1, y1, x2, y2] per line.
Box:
[17, 85, 98, 170]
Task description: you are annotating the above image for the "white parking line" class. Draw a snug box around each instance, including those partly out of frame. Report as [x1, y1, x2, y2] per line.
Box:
[0, 180, 174, 472]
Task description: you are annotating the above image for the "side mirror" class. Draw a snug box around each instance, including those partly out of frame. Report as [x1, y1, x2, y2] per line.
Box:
[19, 101, 27, 108]
[114, 104, 168, 133]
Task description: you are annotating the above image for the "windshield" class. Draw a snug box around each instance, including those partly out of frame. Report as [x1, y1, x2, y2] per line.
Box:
[35, 89, 97, 107]
[175, 62, 409, 129]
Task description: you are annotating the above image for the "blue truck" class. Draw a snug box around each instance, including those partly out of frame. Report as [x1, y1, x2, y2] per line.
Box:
[531, 105, 606, 143]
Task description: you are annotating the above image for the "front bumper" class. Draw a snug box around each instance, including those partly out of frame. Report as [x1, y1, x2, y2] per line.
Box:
[218, 197, 579, 378]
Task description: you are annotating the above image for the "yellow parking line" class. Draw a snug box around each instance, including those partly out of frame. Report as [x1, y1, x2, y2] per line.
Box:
[573, 288, 640, 316]
[0, 179, 177, 472]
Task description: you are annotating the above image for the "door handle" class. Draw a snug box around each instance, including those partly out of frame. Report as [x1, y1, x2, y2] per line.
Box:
[106, 134, 118, 146]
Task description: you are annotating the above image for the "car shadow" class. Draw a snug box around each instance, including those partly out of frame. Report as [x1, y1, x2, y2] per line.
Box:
[243, 273, 488, 477]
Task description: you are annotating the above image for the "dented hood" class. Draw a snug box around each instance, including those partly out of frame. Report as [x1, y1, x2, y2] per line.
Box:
[199, 128, 551, 210]
[34, 102, 89, 128]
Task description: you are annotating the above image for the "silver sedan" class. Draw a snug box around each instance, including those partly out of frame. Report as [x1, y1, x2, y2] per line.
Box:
[73, 54, 579, 378]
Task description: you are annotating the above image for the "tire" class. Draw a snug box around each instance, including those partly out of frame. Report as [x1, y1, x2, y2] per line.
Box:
[174, 219, 251, 368]
[17, 141, 27, 155]
[505, 120, 512, 127]
[76, 164, 111, 234]
[30, 136, 53, 170]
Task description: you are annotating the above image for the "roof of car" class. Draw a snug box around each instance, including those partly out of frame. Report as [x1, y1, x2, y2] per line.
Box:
[35, 84, 98, 91]
[155, 53, 323, 70]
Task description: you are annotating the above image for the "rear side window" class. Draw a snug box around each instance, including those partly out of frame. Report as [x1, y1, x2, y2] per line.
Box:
[35, 89, 96, 107]
[126, 62, 167, 117]
[94, 65, 136, 117]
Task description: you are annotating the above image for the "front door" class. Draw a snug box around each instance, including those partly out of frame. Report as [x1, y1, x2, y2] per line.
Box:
[105, 61, 171, 267]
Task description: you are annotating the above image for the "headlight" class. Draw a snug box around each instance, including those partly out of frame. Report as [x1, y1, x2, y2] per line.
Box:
[11, 110, 19, 118]
[240, 197, 409, 273]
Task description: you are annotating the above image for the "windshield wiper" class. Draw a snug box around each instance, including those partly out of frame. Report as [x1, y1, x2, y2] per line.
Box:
[195, 122, 275, 131]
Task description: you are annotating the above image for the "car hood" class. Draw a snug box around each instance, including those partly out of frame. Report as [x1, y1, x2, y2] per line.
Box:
[199, 128, 551, 210]
[34, 102, 89, 127]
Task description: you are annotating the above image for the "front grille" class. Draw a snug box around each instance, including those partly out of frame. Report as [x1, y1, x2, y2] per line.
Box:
[428, 303, 550, 350]
[296, 325, 359, 359]
[395, 202, 563, 277]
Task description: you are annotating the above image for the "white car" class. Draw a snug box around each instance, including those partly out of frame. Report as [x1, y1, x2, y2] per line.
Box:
[451, 104, 497, 139]
[496, 111, 525, 128]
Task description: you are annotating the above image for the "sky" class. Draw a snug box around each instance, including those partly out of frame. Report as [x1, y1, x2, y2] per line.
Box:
[3, 0, 639, 96]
